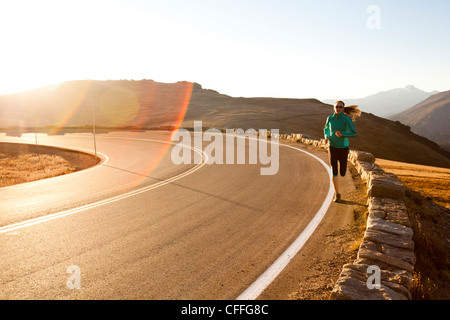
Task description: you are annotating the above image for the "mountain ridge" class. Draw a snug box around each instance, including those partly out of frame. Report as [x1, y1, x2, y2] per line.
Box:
[1, 79, 449, 168]
[389, 90, 450, 152]
[323, 85, 439, 117]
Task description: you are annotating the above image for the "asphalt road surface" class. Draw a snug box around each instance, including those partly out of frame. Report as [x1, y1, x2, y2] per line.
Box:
[0, 131, 333, 299]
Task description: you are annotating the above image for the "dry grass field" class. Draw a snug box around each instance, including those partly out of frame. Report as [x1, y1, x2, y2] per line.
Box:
[377, 158, 450, 299]
[0, 153, 75, 187]
[377, 159, 450, 209]
[0, 142, 98, 188]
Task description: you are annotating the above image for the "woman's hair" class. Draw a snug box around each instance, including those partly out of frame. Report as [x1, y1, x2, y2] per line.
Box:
[334, 100, 361, 121]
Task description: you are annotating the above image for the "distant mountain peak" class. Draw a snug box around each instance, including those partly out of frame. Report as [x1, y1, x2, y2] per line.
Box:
[402, 85, 440, 96]
[404, 85, 418, 91]
[389, 89, 450, 150]
[323, 85, 440, 117]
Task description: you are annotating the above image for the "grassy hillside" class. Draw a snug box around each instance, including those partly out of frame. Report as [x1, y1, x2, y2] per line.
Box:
[1, 79, 449, 168]
[186, 85, 450, 168]
[0, 80, 194, 130]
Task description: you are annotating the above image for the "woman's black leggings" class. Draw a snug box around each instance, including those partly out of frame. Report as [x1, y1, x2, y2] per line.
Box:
[329, 146, 349, 177]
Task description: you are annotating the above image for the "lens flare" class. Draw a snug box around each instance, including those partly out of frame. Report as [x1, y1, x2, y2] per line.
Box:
[47, 81, 92, 135]
[99, 86, 140, 126]
[39, 79, 194, 190]
[121, 81, 194, 189]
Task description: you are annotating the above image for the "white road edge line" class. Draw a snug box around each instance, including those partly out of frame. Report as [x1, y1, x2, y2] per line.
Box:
[1, 133, 333, 301]
[0, 138, 208, 234]
[236, 140, 334, 300]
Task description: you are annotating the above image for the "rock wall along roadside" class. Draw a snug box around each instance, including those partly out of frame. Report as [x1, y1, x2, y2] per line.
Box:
[277, 134, 415, 300]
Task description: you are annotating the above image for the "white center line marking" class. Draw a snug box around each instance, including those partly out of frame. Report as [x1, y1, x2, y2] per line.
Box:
[0, 138, 207, 234]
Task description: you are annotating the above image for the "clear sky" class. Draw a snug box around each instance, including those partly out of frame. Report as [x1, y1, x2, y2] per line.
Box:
[0, 0, 449, 99]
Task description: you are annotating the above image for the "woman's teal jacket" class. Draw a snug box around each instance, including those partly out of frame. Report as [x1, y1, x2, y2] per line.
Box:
[324, 112, 357, 148]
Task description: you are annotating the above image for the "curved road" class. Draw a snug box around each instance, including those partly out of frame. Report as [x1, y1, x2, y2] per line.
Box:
[0, 131, 332, 299]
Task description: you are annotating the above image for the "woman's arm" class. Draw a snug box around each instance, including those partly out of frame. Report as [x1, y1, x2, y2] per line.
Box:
[341, 116, 357, 138]
[324, 116, 331, 139]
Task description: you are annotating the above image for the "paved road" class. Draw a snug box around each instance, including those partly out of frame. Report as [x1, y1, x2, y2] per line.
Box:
[0, 131, 332, 299]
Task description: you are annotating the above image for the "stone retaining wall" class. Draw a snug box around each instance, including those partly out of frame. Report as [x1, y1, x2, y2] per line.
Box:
[277, 133, 415, 300]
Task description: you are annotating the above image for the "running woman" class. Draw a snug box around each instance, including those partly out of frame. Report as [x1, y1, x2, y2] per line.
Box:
[323, 101, 360, 202]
